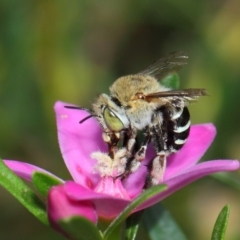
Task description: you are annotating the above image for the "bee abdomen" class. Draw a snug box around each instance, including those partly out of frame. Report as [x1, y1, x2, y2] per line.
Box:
[169, 107, 190, 152]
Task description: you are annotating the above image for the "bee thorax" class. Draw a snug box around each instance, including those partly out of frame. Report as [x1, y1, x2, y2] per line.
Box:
[126, 107, 153, 129]
[110, 75, 165, 105]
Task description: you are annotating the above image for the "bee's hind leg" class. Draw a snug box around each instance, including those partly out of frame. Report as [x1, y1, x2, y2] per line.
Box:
[144, 152, 167, 188]
[144, 126, 167, 188]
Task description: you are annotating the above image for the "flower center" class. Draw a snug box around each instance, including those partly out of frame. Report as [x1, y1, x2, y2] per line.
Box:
[94, 176, 131, 200]
[91, 148, 127, 178]
[91, 148, 131, 200]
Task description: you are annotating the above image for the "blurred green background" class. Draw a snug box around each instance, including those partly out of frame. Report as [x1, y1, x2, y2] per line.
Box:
[0, 1, 240, 239]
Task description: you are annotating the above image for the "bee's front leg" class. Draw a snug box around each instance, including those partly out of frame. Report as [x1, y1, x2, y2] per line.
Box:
[135, 130, 151, 159]
[124, 127, 137, 158]
[119, 127, 143, 177]
[125, 130, 151, 175]
[102, 131, 120, 159]
[130, 133, 151, 168]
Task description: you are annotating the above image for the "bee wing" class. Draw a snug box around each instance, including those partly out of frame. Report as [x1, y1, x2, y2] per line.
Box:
[146, 88, 207, 101]
[138, 51, 188, 79]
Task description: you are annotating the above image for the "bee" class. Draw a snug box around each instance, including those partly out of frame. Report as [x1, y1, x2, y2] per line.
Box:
[66, 52, 206, 188]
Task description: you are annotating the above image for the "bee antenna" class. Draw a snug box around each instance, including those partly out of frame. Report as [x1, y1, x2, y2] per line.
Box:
[64, 105, 89, 111]
[64, 105, 96, 124]
[79, 115, 96, 124]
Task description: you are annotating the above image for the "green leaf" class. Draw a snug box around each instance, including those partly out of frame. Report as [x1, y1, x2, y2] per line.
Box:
[212, 173, 240, 191]
[59, 216, 103, 240]
[103, 184, 167, 239]
[143, 203, 187, 240]
[161, 73, 180, 89]
[211, 205, 230, 240]
[0, 158, 49, 225]
[126, 210, 144, 240]
[98, 219, 122, 240]
[32, 171, 63, 197]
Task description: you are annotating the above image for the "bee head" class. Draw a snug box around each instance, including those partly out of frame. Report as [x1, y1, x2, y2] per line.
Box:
[92, 94, 130, 133]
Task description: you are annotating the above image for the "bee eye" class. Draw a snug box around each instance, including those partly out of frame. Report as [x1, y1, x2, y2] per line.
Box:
[103, 107, 124, 132]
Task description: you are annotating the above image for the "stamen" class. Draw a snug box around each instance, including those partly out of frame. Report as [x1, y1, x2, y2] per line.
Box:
[91, 148, 127, 177]
[91, 148, 131, 200]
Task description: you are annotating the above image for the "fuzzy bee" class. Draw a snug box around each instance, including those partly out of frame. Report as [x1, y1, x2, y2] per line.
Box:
[67, 52, 206, 188]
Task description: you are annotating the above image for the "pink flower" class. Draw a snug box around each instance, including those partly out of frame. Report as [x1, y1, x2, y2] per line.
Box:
[3, 101, 239, 225]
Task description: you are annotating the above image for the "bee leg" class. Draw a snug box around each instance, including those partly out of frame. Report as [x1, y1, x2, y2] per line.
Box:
[125, 127, 138, 158]
[120, 128, 150, 178]
[102, 132, 120, 159]
[135, 133, 151, 160]
[144, 126, 167, 188]
[144, 153, 167, 188]
[126, 135, 151, 173]
[116, 128, 138, 179]
[129, 134, 151, 173]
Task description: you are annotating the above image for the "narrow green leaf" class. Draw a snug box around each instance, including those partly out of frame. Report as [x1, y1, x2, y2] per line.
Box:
[32, 172, 63, 197]
[212, 173, 240, 191]
[143, 203, 187, 240]
[103, 184, 167, 239]
[161, 73, 180, 89]
[126, 210, 144, 240]
[59, 216, 103, 240]
[211, 205, 230, 240]
[0, 158, 49, 225]
[98, 219, 122, 240]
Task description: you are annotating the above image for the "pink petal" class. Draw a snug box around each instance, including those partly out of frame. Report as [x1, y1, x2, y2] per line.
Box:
[48, 185, 97, 233]
[137, 159, 240, 211]
[64, 181, 131, 219]
[64, 160, 239, 219]
[3, 160, 63, 182]
[122, 161, 148, 199]
[54, 101, 107, 189]
[165, 123, 216, 179]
